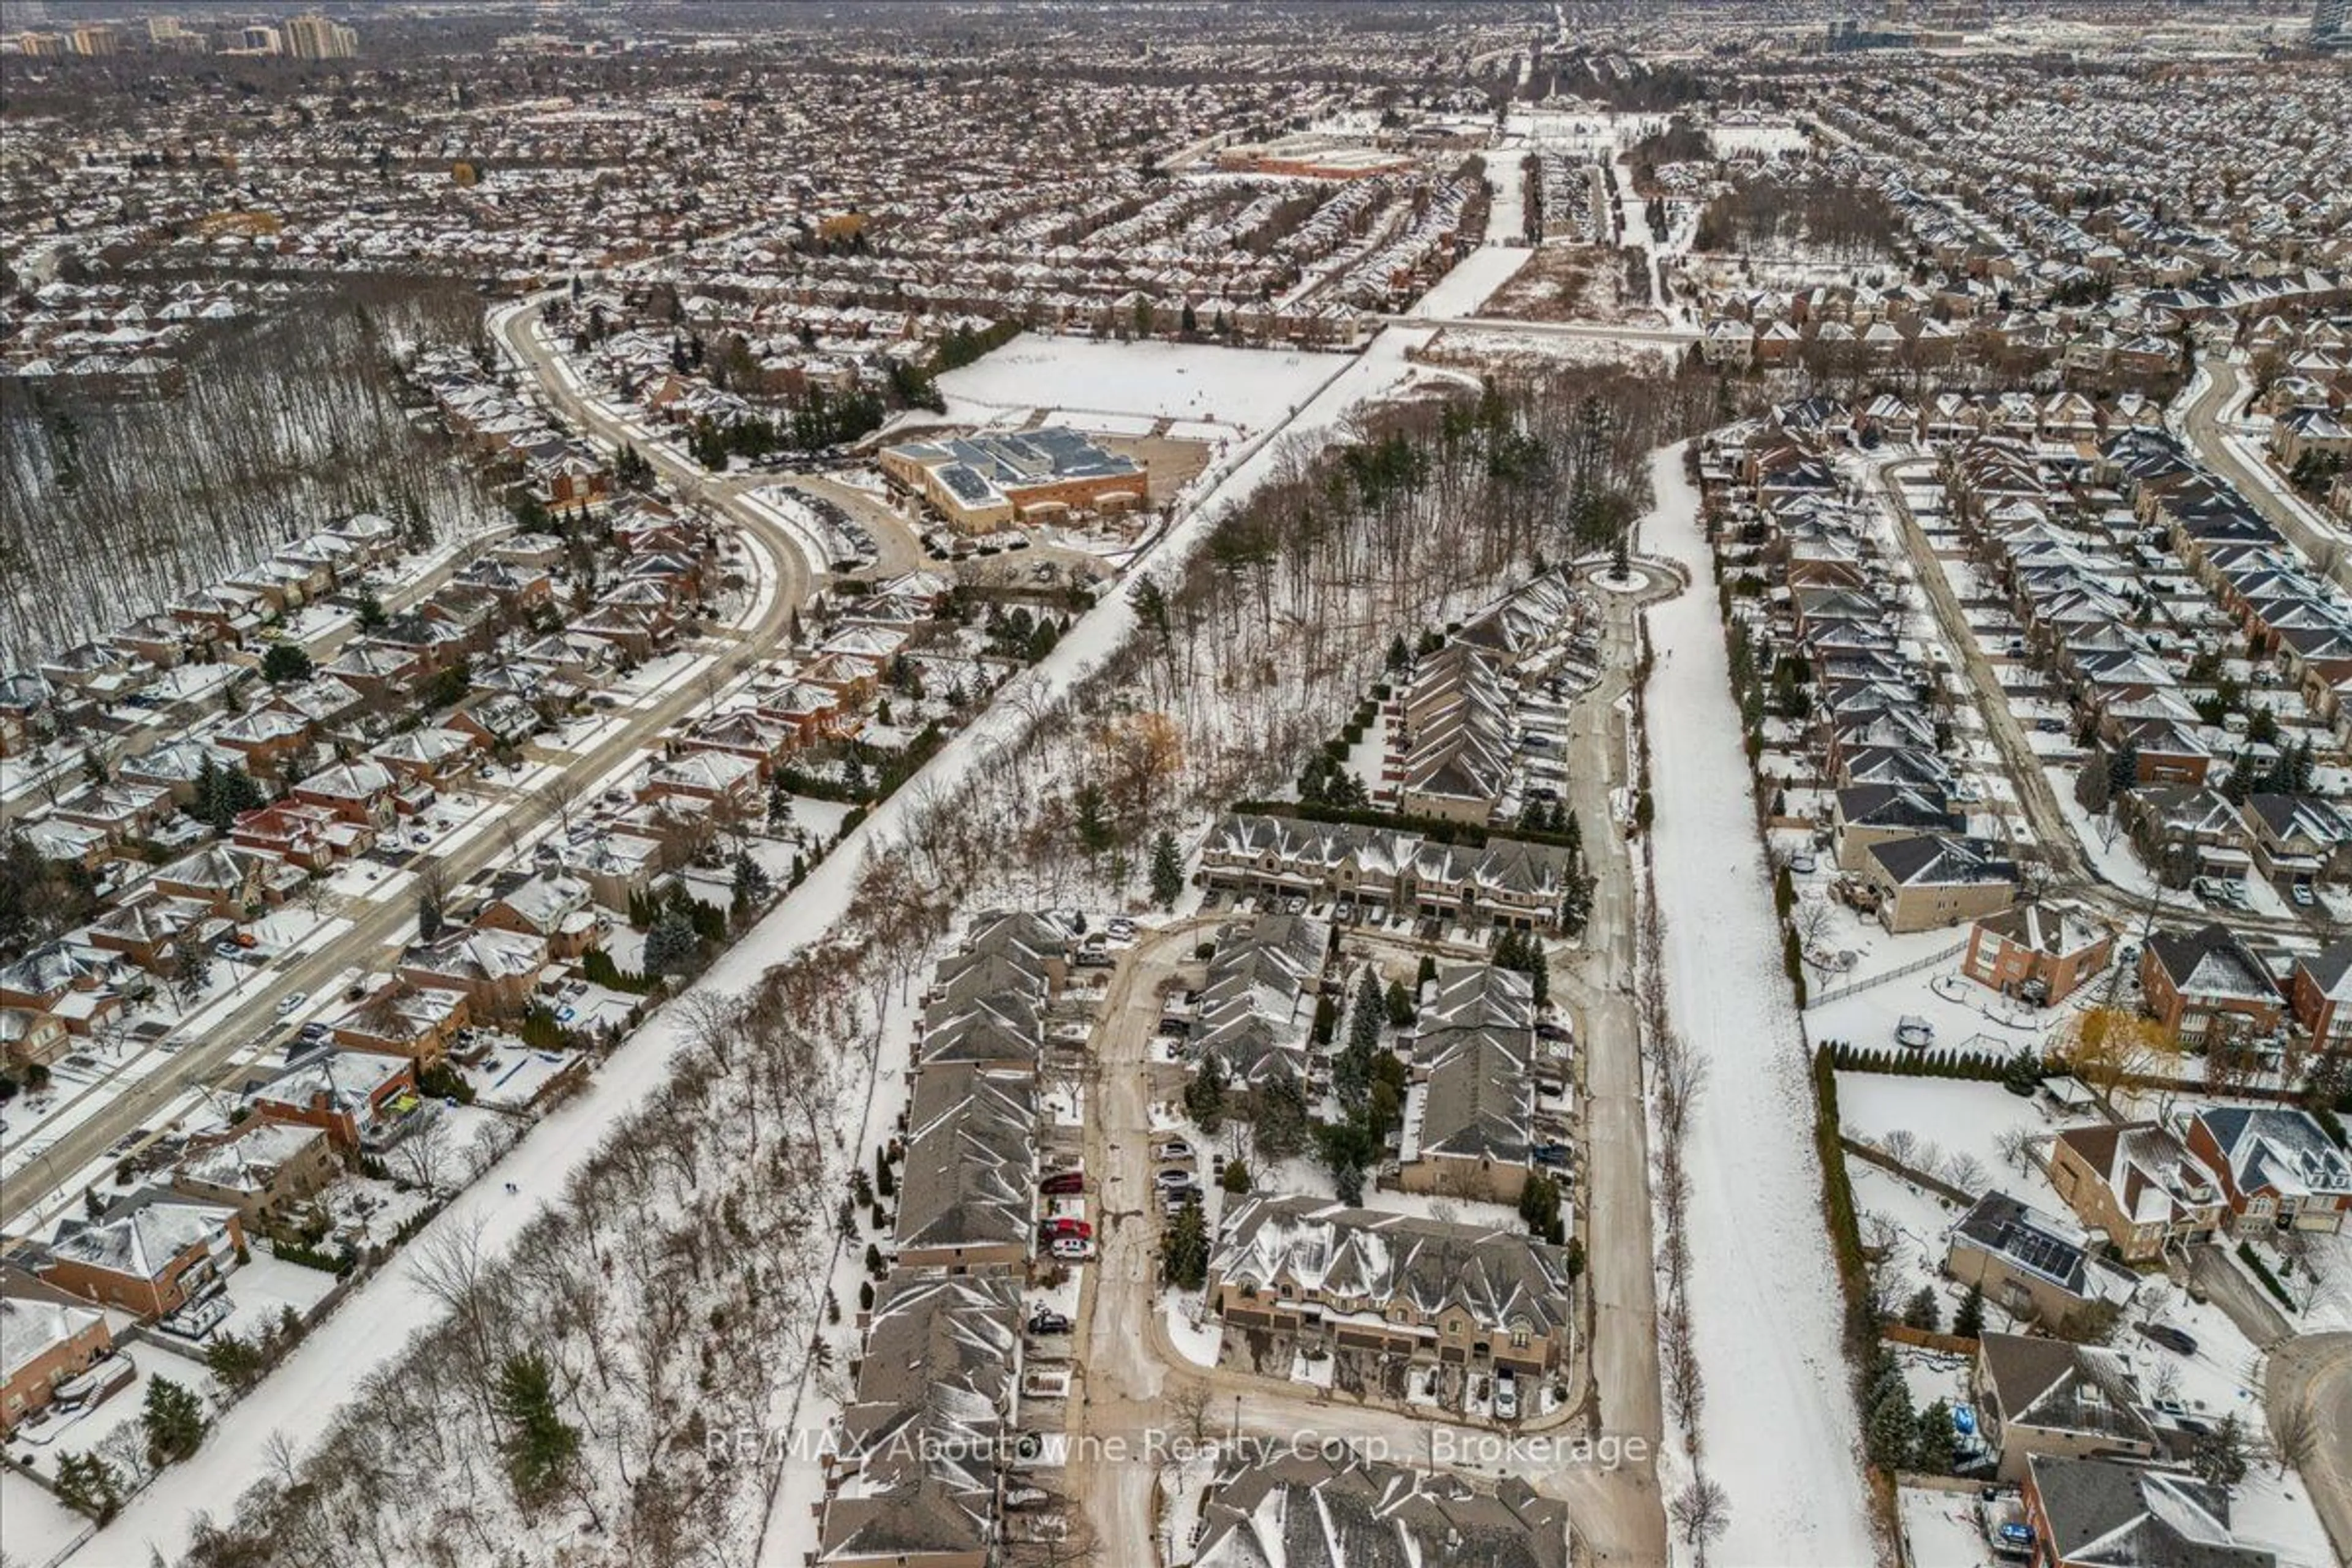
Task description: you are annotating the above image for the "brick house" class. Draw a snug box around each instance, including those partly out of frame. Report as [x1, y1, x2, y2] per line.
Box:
[39, 1194, 244, 1320]
[2138, 924, 2283, 1046]
[2288, 938, 2352, 1050]
[0, 1294, 115, 1434]
[2184, 1106, 2352, 1235]
[170, 1120, 336, 1224]
[1962, 903, 2114, 1006]
[2046, 1123, 2226, 1261]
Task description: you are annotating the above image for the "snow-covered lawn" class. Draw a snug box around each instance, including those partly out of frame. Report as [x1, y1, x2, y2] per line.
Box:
[1642, 443, 1876, 1564]
[935, 337, 1342, 432]
[214, 1253, 342, 1344]
[1898, 1485, 1998, 1568]
[0, 1468, 89, 1568]
[1834, 1074, 2059, 1193]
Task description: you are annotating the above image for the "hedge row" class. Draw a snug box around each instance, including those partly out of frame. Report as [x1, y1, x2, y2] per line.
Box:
[2236, 1242, 2297, 1313]
[1810, 1046, 1872, 1343]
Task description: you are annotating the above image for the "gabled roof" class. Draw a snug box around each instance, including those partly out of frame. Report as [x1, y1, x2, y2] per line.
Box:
[1195, 1451, 1569, 1568]
[2190, 1106, 2352, 1203]
[2144, 924, 2277, 1005]
[2027, 1455, 2274, 1568]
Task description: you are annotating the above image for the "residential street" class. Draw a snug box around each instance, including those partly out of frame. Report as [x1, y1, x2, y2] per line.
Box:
[0, 522, 805, 1231]
[2180, 363, 2352, 594]
[1875, 456, 2324, 944]
[2266, 1333, 2352, 1567]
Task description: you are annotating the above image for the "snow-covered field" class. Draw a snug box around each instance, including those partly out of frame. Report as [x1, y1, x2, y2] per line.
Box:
[1642, 443, 1877, 1564]
[934, 337, 1343, 432]
[1408, 246, 1534, 321]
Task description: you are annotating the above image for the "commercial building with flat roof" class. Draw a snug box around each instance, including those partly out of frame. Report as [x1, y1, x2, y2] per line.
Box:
[878, 426, 1145, 533]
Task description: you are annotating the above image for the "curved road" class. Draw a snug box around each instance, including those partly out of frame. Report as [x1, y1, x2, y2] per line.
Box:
[0, 518, 807, 1232]
[2182, 364, 2351, 595]
[2266, 1333, 2352, 1566]
[490, 298, 828, 612]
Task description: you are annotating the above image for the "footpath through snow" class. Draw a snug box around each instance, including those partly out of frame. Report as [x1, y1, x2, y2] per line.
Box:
[1639, 443, 1877, 1564]
[73, 326, 1439, 1568]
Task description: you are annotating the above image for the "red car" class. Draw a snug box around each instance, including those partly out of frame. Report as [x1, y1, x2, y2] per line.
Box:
[1039, 1216, 1093, 1242]
[1039, 1170, 1085, 1196]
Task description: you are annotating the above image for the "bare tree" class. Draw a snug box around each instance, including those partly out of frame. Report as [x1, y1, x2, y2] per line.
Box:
[538, 771, 585, 832]
[1670, 1474, 1731, 1566]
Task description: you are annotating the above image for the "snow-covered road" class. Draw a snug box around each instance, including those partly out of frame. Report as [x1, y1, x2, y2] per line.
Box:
[1638, 444, 1877, 1564]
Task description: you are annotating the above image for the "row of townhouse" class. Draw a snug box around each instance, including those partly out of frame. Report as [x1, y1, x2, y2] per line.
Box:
[1, 513, 405, 755]
[6, 497, 727, 1054]
[1708, 427, 2023, 934]
[1379, 573, 1596, 827]
[1200, 813, 1586, 934]
[812, 912, 1077, 1568]
[412, 347, 612, 509]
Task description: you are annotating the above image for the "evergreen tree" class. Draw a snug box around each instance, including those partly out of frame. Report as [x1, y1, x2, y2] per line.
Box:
[731, 850, 773, 911]
[493, 1350, 583, 1506]
[1253, 1063, 1310, 1162]
[1913, 1398, 1958, 1474]
[1073, 780, 1114, 867]
[1862, 1356, 1918, 1470]
[1902, 1285, 1942, 1333]
[1161, 1196, 1210, 1288]
[644, 911, 700, 975]
[1518, 1171, 1564, 1243]
[141, 1375, 206, 1464]
[1384, 976, 1415, 1027]
[260, 643, 315, 685]
[1314, 1118, 1376, 1205]
[54, 1452, 122, 1523]
[1149, 829, 1184, 910]
[1954, 1282, 1985, 1338]
[1183, 1053, 1228, 1134]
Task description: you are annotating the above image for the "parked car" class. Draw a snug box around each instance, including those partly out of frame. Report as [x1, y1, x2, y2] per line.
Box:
[274, 991, 308, 1016]
[1154, 1139, 1193, 1162]
[2136, 1322, 2197, 1357]
[1494, 1371, 1520, 1421]
[1049, 1237, 1096, 1262]
[1039, 1170, 1085, 1196]
[2293, 883, 2317, 908]
[1039, 1217, 1093, 1242]
[298, 1022, 330, 1044]
[1153, 1168, 1194, 1191]
[1027, 1310, 1072, 1336]
[1106, 917, 1136, 941]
